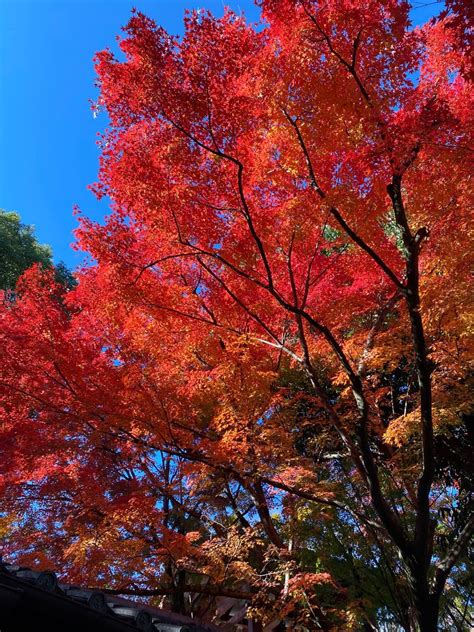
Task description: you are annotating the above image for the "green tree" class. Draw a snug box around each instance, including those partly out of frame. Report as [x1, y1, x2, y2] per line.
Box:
[0, 210, 75, 291]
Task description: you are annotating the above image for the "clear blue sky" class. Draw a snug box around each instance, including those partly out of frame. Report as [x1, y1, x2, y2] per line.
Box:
[0, 0, 442, 268]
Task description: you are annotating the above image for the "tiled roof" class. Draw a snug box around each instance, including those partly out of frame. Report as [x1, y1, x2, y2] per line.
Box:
[0, 560, 219, 632]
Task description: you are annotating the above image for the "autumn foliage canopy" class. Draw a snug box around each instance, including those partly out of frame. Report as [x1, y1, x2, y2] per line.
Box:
[0, 0, 472, 629]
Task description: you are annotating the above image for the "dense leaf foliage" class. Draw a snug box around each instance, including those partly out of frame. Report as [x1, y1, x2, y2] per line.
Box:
[0, 2, 472, 629]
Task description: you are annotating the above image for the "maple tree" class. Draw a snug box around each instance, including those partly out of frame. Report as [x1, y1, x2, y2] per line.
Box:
[0, 1, 473, 630]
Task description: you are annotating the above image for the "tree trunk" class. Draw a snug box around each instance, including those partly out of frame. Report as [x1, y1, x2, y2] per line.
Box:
[414, 592, 440, 632]
[170, 568, 187, 614]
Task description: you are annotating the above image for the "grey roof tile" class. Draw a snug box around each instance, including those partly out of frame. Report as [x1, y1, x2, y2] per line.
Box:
[0, 559, 218, 632]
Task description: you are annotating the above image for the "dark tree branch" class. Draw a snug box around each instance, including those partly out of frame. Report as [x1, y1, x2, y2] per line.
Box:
[282, 109, 404, 290]
[433, 513, 474, 597]
[387, 175, 435, 560]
